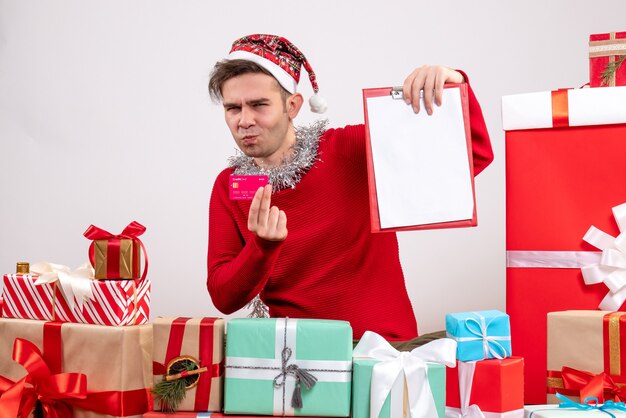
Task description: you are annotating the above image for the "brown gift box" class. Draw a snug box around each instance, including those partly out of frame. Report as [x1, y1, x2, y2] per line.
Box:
[546, 310, 626, 403]
[152, 317, 224, 412]
[0, 318, 153, 417]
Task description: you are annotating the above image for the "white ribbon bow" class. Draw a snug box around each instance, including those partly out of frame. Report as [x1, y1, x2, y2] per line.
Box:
[450, 312, 511, 360]
[444, 361, 485, 418]
[31, 261, 95, 310]
[353, 331, 457, 418]
[581, 202, 626, 311]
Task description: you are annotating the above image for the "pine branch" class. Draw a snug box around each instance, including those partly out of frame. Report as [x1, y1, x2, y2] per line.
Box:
[152, 357, 200, 412]
[601, 55, 626, 86]
[152, 378, 188, 412]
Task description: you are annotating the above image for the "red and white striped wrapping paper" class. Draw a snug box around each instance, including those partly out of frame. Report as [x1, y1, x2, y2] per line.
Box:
[1, 273, 150, 325]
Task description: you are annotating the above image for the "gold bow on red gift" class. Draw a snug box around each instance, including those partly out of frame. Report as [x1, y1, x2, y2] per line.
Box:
[560, 366, 626, 403]
[0, 338, 88, 418]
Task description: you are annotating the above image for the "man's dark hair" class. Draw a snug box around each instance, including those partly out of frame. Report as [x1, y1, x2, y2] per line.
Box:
[208, 59, 291, 102]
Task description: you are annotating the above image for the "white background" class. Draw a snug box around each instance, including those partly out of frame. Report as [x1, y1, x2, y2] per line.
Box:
[1, 1, 625, 333]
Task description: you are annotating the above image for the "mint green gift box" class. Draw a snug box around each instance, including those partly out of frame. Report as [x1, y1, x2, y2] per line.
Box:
[224, 318, 353, 416]
[352, 359, 445, 418]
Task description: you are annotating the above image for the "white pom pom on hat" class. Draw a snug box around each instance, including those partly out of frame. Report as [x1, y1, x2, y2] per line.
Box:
[228, 34, 327, 113]
[309, 93, 328, 114]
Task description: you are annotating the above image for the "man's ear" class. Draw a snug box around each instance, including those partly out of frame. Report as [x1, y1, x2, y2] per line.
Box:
[286, 93, 304, 120]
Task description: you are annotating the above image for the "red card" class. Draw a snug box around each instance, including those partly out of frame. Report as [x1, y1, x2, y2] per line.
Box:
[229, 175, 268, 201]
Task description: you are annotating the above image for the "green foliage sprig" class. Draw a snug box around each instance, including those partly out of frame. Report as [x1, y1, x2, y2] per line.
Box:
[601, 55, 626, 86]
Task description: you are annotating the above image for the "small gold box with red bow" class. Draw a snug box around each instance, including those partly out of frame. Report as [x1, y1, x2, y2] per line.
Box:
[84, 221, 147, 280]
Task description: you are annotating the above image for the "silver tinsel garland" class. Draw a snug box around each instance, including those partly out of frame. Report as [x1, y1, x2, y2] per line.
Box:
[228, 119, 328, 191]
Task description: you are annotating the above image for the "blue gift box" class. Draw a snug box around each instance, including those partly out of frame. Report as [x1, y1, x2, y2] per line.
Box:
[445, 310, 512, 361]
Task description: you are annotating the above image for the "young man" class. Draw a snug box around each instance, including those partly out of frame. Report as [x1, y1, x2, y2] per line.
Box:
[207, 34, 493, 340]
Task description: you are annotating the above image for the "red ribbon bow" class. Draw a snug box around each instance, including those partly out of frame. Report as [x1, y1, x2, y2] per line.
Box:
[0, 338, 152, 417]
[562, 366, 626, 403]
[83, 221, 149, 280]
[0, 338, 88, 418]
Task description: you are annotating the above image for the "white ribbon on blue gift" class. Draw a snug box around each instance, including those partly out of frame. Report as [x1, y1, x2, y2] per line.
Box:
[527, 394, 626, 418]
[449, 312, 511, 360]
[353, 330, 457, 418]
[581, 202, 626, 311]
[225, 318, 352, 416]
[29, 261, 95, 311]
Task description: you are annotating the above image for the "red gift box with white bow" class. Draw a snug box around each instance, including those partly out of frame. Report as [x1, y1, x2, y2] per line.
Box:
[502, 86, 626, 403]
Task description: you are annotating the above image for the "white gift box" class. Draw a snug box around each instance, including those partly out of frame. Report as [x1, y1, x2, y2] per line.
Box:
[502, 86, 626, 131]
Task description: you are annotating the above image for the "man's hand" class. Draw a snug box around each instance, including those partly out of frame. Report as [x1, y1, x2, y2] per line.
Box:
[248, 184, 288, 241]
[402, 65, 465, 115]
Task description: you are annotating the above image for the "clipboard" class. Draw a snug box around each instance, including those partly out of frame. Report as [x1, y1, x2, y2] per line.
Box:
[363, 83, 477, 233]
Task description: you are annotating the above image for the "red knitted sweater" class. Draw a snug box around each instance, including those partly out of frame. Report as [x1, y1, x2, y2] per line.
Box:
[207, 84, 493, 340]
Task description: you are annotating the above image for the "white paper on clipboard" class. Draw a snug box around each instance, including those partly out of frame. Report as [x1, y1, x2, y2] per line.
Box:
[365, 86, 475, 230]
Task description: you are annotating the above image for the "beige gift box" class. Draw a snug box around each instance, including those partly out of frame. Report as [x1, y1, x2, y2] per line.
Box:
[152, 317, 224, 412]
[0, 318, 152, 418]
[547, 310, 626, 404]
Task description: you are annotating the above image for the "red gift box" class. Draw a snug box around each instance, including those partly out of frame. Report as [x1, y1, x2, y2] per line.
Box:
[2, 272, 150, 325]
[446, 357, 524, 417]
[589, 31, 626, 87]
[503, 88, 626, 403]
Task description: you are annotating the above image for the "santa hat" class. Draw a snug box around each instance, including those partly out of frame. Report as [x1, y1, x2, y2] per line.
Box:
[228, 34, 327, 114]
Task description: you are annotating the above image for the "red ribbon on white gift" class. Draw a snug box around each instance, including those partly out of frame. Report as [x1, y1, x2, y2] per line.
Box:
[581, 202, 626, 310]
[353, 331, 457, 418]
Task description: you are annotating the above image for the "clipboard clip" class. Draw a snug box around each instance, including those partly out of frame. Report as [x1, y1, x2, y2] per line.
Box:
[390, 87, 424, 100]
[391, 87, 404, 100]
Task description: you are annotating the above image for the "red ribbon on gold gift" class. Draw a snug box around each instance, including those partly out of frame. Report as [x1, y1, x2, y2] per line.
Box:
[0, 322, 151, 417]
[153, 317, 224, 411]
[547, 312, 626, 402]
[84, 221, 149, 280]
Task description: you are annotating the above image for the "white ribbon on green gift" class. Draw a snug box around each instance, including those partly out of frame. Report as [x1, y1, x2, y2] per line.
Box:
[30, 261, 95, 311]
[225, 318, 352, 415]
[353, 331, 457, 418]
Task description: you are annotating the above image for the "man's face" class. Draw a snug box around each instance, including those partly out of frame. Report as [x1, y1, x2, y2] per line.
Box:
[222, 73, 297, 165]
